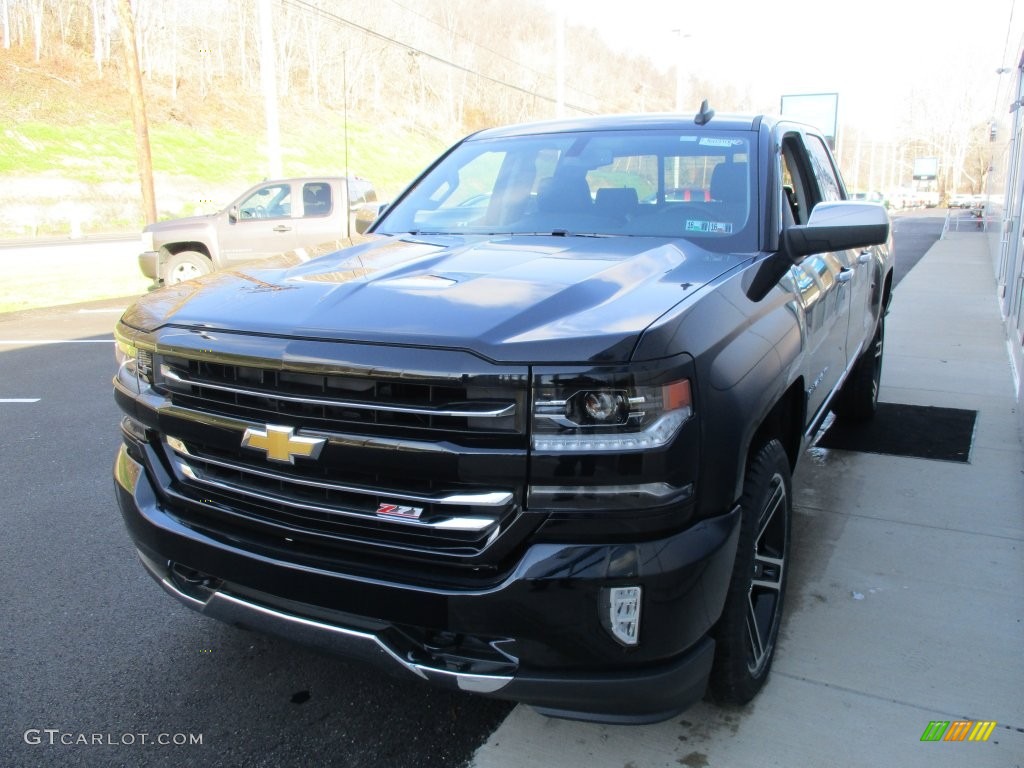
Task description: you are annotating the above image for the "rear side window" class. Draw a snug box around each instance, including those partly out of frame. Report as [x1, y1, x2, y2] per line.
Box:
[302, 183, 333, 217]
[805, 136, 844, 202]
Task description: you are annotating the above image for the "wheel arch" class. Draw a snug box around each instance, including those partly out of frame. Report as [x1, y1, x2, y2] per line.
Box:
[161, 241, 212, 260]
[746, 379, 805, 477]
[879, 267, 894, 315]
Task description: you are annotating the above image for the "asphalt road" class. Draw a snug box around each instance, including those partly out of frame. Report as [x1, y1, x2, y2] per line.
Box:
[0, 212, 946, 768]
[890, 208, 949, 285]
[0, 303, 512, 768]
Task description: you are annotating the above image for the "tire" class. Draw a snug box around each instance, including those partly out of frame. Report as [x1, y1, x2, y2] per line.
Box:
[162, 250, 211, 284]
[708, 438, 791, 705]
[834, 316, 884, 422]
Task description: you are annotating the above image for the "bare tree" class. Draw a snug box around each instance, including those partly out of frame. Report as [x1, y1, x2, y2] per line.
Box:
[91, 0, 104, 76]
[27, 0, 43, 60]
[0, 0, 827, 169]
[2, 0, 10, 49]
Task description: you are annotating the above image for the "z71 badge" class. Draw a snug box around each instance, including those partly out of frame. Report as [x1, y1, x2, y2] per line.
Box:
[376, 503, 424, 520]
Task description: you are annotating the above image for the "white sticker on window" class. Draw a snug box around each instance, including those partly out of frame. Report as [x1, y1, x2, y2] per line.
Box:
[685, 219, 734, 234]
[698, 138, 745, 147]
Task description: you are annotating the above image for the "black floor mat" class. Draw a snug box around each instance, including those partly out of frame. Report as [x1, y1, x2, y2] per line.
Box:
[815, 402, 977, 463]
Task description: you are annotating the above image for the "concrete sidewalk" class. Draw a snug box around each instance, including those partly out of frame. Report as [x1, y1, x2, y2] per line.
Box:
[470, 232, 1024, 767]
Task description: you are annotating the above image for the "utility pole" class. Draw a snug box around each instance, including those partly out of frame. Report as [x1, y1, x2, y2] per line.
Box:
[672, 29, 691, 113]
[258, 0, 282, 178]
[554, 6, 565, 118]
[116, 0, 156, 225]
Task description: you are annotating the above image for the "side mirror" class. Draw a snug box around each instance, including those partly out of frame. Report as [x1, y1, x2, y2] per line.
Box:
[354, 202, 388, 235]
[746, 201, 890, 302]
[783, 201, 890, 260]
[229, 205, 240, 223]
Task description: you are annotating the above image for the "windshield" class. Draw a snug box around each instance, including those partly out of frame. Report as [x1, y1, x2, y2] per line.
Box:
[374, 128, 757, 250]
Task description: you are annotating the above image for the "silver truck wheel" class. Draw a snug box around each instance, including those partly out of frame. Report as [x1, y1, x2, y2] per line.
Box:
[163, 250, 211, 284]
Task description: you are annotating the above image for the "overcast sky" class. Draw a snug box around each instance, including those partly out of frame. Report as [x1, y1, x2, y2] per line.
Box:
[547, 0, 1022, 138]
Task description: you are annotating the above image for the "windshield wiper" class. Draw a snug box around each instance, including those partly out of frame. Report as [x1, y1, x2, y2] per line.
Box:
[497, 230, 619, 238]
[401, 229, 622, 239]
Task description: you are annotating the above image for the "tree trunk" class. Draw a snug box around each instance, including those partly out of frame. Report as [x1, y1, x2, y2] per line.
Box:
[258, 0, 282, 178]
[116, 0, 157, 225]
[91, 0, 103, 77]
[1, 0, 10, 50]
[29, 0, 42, 61]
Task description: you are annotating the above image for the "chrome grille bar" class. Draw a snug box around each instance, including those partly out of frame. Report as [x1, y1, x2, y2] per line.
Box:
[171, 458, 500, 534]
[160, 365, 516, 419]
[166, 436, 512, 507]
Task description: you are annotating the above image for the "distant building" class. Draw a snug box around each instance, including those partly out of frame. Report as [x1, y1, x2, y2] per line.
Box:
[997, 49, 1024, 409]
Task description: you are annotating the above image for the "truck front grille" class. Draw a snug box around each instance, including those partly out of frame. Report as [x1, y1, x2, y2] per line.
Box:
[157, 354, 524, 441]
[146, 348, 531, 563]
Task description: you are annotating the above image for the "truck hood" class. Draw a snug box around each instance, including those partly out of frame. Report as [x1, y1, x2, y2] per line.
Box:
[121, 234, 748, 363]
[144, 214, 215, 233]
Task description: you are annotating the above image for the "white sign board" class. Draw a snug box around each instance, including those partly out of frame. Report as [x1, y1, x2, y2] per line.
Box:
[913, 157, 939, 180]
[780, 93, 839, 143]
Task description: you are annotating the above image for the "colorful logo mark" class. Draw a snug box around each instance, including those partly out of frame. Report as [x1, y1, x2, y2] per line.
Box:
[920, 720, 997, 742]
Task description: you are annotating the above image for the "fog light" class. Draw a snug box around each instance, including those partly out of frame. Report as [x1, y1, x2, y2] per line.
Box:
[602, 586, 642, 646]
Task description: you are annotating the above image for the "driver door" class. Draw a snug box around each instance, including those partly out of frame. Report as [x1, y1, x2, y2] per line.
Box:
[219, 181, 299, 265]
[782, 134, 850, 424]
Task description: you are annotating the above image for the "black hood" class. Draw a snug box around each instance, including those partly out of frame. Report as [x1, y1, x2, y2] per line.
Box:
[121, 234, 747, 363]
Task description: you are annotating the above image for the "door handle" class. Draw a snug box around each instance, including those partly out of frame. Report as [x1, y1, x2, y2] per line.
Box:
[837, 268, 854, 283]
[857, 251, 872, 264]
[273, 225, 292, 232]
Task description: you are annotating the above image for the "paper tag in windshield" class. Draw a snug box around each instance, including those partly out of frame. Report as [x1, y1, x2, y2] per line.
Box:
[685, 219, 734, 234]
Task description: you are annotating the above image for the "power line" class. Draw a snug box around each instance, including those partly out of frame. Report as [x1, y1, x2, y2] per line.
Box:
[278, 0, 601, 115]
[379, 0, 615, 105]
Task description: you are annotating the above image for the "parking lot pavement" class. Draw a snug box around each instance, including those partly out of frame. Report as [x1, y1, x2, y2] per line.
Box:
[469, 231, 1024, 767]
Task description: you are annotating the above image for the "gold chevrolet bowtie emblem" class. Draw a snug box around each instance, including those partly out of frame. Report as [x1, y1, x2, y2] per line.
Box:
[241, 425, 326, 464]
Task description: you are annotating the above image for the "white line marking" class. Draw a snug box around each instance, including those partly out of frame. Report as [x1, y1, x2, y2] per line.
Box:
[0, 398, 41, 403]
[0, 339, 115, 345]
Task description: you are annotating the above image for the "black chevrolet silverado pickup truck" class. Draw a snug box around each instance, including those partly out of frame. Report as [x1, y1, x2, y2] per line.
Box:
[113, 108, 892, 723]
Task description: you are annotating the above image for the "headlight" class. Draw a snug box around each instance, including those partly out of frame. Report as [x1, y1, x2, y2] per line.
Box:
[114, 329, 154, 394]
[532, 371, 693, 452]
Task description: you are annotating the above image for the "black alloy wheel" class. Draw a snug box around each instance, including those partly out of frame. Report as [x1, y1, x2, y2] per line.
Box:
[835, 317, 885, 422]
[708, 438, 791, 704]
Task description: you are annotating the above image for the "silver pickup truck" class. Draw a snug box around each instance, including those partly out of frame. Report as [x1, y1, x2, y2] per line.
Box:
[138, 176, 377, 284]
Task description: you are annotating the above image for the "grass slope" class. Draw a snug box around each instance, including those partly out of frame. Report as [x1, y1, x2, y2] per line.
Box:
[0, 46, 448, 237]
[0, 46, 452, 311]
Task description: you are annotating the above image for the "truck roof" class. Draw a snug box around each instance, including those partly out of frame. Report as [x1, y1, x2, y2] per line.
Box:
[469, 112, 778, 140]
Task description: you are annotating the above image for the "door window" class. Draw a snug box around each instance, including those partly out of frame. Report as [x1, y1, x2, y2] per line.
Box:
[238, 184, 291, 219]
